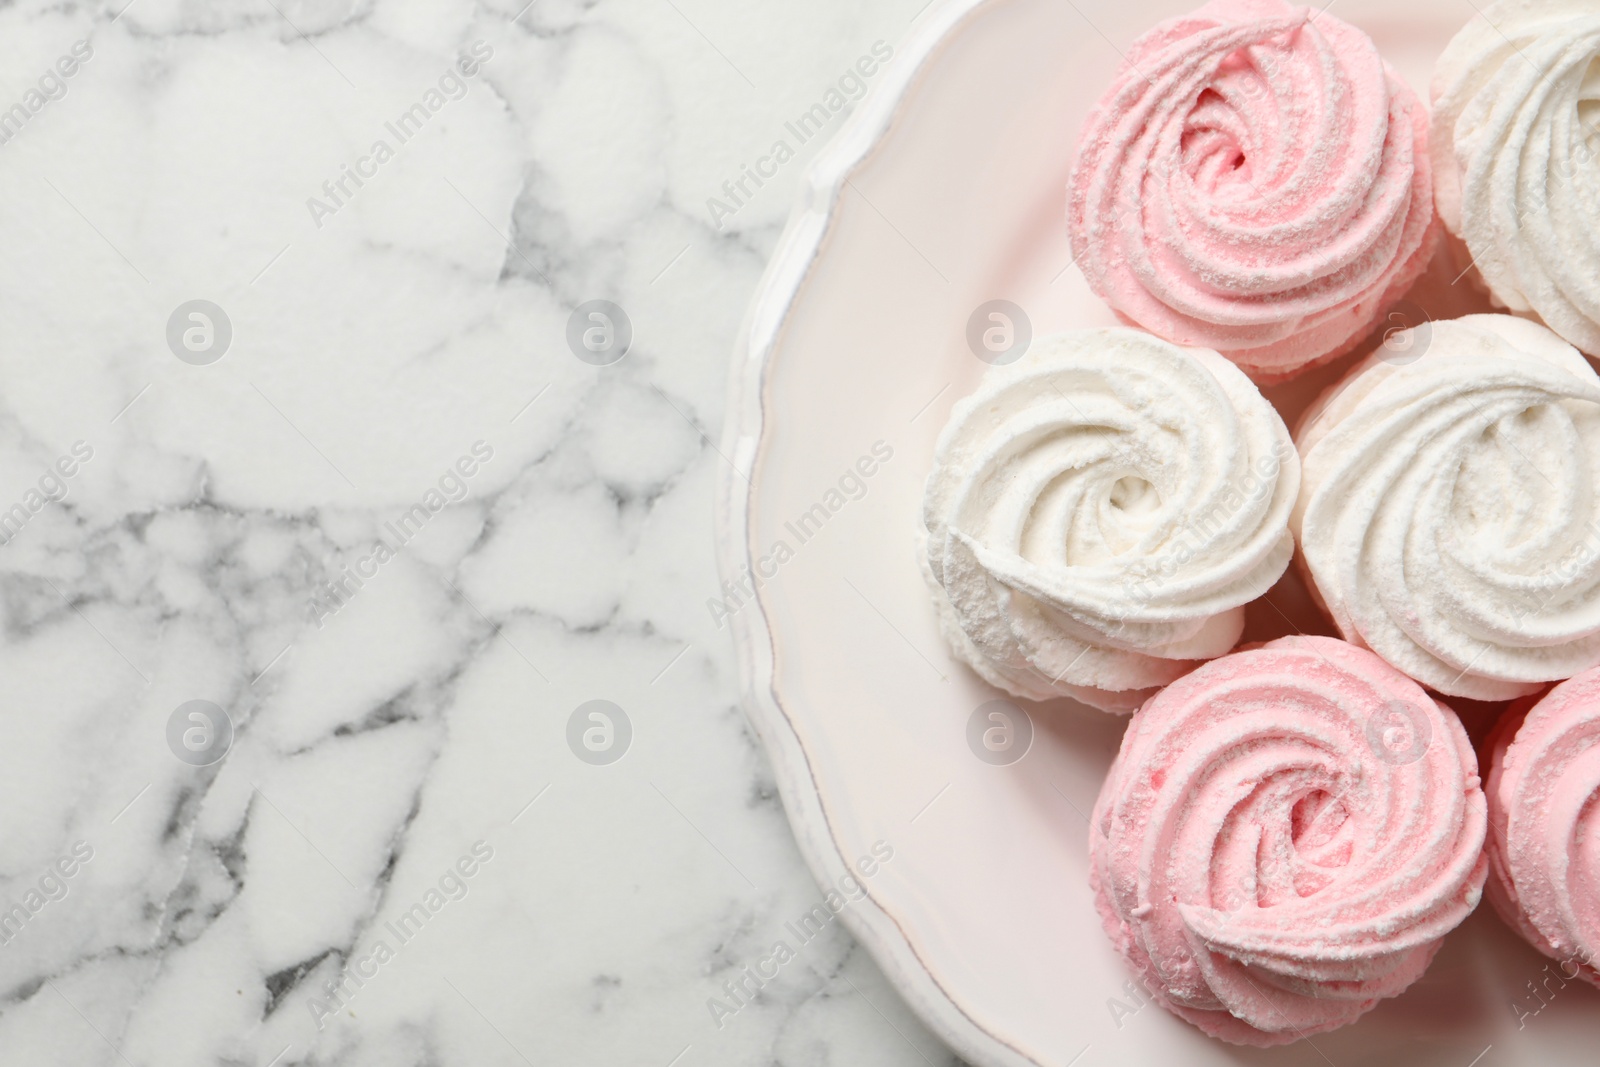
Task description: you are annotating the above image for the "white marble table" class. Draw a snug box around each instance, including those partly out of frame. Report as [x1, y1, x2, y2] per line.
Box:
[0, 0, 962, 1063]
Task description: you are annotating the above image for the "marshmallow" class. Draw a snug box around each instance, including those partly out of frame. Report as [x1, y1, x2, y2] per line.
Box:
[1068, 0, 1437, 382]
[1432, 0, 1600, 354]
[1294, 314, 1600, 700]
[922, 329, 1297, 712]
[1484, 671, 1600, 989]
[1091, 636, 1487, 1045]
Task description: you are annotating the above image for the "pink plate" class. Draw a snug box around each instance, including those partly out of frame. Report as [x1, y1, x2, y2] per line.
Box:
[718, 1, 1577, 1063]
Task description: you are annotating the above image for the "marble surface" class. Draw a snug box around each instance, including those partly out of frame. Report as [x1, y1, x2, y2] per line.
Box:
[0, 0, 962, 1064]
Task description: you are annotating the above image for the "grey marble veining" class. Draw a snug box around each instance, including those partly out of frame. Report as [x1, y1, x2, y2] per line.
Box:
[0, 0, 965, 1063]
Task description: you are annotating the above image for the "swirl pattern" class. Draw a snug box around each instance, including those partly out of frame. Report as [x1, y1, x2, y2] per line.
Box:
[1068, 0, 1436, 382]
[1433, 0, 1600, 354]
[922, 329, 1297, 713]
[1294, 314, 1600, 700]
[1484, 670, 1600, 989]
[1091, 636, 1487, 1045]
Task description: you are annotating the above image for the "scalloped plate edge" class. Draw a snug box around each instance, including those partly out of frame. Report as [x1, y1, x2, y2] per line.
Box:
[715, 3, 1040, 1065]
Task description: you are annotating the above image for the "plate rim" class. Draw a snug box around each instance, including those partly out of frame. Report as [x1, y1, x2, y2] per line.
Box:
[715, 2, 1043, 1064]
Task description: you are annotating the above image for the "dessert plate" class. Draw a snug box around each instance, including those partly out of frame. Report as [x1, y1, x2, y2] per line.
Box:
[718, 1, 1584, 1063]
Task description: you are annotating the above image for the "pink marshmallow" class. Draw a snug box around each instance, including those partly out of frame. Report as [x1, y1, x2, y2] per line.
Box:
[1091, 635, 1487, 1044]
[1484, 670, 1600, 989]
[1068, 0, 1437, 382]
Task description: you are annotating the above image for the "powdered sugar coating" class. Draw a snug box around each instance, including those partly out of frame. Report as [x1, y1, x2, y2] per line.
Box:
[1432, 0, 1600, 354]
[1091, 636, 1486, 1045]
[1068, 0, 1437, 383]
[922, 329, 1297, 712]
[1484, 670, 1600, 988]
[1294, 314, 1600, 700]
